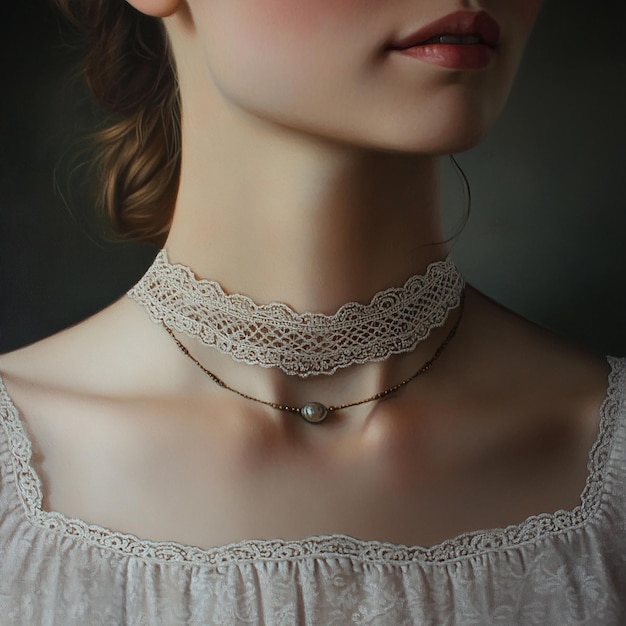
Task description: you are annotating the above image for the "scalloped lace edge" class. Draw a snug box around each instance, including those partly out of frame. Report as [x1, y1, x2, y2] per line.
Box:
[0, 357, 623, 567]
[127, 250, 465, 377]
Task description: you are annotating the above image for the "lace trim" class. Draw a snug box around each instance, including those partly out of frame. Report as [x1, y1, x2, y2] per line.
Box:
[127, 250, 465, 377]
[0, 358, 623, 567]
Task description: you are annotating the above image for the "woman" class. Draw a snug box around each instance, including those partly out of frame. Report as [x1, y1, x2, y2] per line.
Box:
[0, 0, 624, 624]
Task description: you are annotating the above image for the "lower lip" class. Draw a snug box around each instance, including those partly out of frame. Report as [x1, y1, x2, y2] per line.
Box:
[393, 44, 495, 70]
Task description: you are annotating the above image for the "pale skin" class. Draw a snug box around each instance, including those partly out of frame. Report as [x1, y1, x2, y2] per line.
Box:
[0, 0, 610, 549]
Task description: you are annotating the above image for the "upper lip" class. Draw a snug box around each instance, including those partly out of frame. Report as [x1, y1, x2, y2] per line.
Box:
[389, 10, 501, 50]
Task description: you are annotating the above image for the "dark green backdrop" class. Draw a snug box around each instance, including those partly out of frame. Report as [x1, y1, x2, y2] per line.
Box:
[1, 1, 625, 354]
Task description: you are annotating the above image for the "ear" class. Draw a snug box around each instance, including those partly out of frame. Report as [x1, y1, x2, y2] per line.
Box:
[125, 0, 182, 18]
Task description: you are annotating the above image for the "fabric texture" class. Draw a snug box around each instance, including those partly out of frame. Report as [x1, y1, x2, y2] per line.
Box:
[127, 250, 465, 377]
[0, 359, 625, 625]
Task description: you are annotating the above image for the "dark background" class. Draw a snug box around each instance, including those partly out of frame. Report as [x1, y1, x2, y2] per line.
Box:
[1, 1, 625, 354]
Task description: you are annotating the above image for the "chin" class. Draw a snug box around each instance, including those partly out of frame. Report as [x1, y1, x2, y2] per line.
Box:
[361, 89, 508, 155]
[318, 104, 500, 156]
[219, 70, 509, 157]
[238, 104, 497, 158]
[359, 122, 491, 156]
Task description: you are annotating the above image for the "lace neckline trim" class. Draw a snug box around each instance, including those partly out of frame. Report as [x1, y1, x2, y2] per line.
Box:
[127, 250, 465, 377]
[0, 357, 623, 568]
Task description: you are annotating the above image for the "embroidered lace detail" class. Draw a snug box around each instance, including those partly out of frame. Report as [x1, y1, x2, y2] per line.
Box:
[127, 250, 465, 377]
[0, 358, 623, 568]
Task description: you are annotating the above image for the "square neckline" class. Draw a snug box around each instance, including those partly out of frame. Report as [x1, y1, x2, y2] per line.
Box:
[0, 357, 623, 568]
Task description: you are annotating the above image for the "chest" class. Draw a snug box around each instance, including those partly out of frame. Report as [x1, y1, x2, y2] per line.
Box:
[29, 393, 593, 551]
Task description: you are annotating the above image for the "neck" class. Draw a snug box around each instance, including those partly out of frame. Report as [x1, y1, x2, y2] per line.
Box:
[159, 51, 455, 423]
[165, 100, 446, 313]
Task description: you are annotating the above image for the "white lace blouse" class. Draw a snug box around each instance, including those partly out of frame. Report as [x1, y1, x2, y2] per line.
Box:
[0, 359, 625, 625]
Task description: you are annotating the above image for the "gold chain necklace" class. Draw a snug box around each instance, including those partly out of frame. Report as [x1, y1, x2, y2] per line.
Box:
[164, 292, 465, 424]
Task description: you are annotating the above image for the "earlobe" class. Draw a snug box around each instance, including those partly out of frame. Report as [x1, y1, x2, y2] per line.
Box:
[125, 0, 182, 18]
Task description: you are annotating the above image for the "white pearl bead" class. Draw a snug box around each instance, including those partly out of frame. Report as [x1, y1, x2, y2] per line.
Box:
[300, 402, 328, 423]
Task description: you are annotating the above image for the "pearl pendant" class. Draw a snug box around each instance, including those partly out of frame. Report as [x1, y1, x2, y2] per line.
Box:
[300, 402, 329, 424]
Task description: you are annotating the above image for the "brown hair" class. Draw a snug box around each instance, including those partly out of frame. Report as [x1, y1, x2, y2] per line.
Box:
[55, 0, 181, 246]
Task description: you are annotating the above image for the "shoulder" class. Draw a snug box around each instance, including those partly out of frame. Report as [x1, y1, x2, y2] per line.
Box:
[453, 287, 616, 452]
[0, 296, 186, 412]
[460, 287, 611, 382]
[0, 295, 179, 385]
[420, 288, 625, 515]
[0, 296, 195, 488]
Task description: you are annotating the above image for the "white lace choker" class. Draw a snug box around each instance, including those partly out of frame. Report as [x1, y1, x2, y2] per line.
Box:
[128, 249, 465, 377]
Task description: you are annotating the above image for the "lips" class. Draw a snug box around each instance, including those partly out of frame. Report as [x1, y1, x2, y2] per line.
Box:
[388, 10, 500, 70]
[390, 10, 501, 51]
